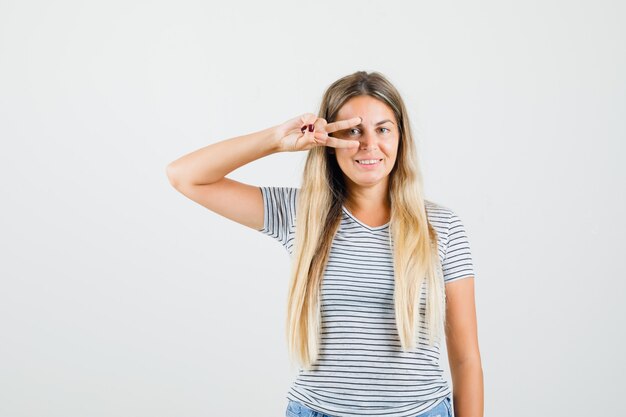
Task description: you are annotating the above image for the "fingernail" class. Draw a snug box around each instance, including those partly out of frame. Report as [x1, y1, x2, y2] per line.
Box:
[301, 125, 307, 132]
[308, 124, 314, 132]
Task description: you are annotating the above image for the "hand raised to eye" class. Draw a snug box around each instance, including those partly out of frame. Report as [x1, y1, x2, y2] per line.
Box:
[275, 113, 362, 153]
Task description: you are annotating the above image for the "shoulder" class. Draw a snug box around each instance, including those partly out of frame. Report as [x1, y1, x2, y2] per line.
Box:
[259, 186, 300, 202]
[424, 199, 455, 234]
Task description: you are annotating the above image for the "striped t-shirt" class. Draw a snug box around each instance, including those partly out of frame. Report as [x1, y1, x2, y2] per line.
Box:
[258, 186, 475, 417]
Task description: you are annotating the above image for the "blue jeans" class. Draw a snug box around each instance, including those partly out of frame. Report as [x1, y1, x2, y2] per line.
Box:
[285, 395, 454, 417]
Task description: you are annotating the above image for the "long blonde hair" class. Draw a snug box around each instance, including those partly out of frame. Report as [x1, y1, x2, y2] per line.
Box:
[286, 71, 445, 371]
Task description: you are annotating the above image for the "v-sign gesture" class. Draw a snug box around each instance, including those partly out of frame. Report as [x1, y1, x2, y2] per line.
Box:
[276, 113, 363, 152]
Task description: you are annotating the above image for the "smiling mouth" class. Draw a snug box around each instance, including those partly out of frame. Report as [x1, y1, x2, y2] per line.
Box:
[355, 159, 383, 165]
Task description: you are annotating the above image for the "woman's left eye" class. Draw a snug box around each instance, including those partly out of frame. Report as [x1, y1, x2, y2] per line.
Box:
[380, 127, 390, 133]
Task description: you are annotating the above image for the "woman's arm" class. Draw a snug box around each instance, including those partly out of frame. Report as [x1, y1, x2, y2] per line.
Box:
[445, 277, 484, 417]
[166, 125, 282, 186]
[165, 114, 361, 230]
[165, 125, 283, 230]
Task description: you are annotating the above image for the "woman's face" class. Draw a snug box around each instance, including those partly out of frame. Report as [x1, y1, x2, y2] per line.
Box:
[332, 95, 400, 190]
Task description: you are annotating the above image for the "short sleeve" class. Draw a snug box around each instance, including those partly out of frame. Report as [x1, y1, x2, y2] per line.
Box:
[257, 186, 298, 253]
[442, 210, 475, 283]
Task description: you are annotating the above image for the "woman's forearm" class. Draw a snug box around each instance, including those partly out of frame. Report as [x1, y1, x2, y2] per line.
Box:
[166, 124, 282, 186]
[450, 359, 484, 417]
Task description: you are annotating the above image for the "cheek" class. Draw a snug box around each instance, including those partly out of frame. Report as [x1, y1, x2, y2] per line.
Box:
[381, 141, 399, 157]
[335, 149, 355, 162]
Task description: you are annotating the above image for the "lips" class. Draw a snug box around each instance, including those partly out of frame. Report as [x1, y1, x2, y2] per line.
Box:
[355, 159, 383, 164]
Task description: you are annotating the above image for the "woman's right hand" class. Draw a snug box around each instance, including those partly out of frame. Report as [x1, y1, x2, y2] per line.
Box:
[274, 113, 363, 153]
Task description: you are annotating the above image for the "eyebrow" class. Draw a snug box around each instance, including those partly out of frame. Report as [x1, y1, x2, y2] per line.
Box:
[356, 119, 395, 126]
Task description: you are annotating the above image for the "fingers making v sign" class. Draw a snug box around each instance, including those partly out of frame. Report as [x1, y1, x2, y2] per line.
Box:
[276, 113, 362, 152]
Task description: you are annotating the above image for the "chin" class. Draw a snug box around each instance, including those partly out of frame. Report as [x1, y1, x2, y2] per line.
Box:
[346, 175, 390, 187]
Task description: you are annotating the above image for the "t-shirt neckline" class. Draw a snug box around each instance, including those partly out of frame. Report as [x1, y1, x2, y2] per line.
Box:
[341, 205, 391, 231]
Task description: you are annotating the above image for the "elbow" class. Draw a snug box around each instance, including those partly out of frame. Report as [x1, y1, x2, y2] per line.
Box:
[450, 355, 483, 371]
[166, 164, 180, 188]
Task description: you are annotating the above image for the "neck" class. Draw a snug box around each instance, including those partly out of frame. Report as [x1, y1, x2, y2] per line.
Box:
[344, 181, 391, 214]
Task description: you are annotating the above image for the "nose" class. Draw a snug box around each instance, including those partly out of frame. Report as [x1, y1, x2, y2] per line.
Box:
[359, 130, 378, 151]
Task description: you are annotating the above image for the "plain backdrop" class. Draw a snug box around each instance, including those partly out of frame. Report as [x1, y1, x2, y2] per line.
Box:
[1, 0, 624, 416]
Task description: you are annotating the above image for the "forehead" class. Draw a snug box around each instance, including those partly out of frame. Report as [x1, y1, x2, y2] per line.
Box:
[336, 95, 395, 122]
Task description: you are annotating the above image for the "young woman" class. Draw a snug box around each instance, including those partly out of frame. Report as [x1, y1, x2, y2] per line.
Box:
[166, 71, 483, 417]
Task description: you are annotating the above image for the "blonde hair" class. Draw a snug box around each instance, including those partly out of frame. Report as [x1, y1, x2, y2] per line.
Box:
[286, 71, 445, 370]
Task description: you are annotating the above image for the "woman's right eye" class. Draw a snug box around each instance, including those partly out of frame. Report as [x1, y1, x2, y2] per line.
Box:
[349, 128, 361, 135]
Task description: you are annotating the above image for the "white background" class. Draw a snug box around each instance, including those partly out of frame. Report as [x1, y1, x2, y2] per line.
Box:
[1, 0, 624, 416]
